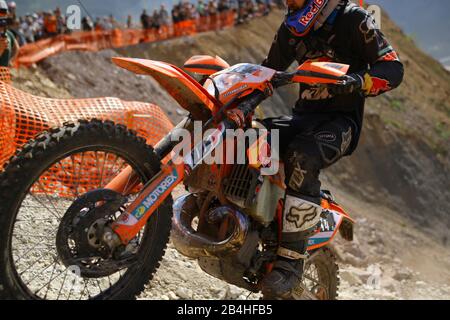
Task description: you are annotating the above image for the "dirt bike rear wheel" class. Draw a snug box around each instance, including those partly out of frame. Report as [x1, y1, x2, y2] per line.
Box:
[0, 119, 173, 300]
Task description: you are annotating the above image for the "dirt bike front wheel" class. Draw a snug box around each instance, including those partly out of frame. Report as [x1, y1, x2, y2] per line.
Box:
[0, 119, 173, 300]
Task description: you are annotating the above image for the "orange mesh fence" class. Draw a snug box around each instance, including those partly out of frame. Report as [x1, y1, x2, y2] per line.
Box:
[0, 68, 174, 197]
[0, 67, 11, 83]
[15, 11, 236, 68]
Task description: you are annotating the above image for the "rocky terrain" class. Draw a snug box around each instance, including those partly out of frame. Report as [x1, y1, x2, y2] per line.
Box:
[10, 10, 450, 300]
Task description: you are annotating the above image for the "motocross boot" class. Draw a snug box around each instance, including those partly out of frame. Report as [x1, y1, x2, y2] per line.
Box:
[261, 195, 322, 300]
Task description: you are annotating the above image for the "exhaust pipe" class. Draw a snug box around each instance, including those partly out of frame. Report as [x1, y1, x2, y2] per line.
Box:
[172, 194, 250, 259]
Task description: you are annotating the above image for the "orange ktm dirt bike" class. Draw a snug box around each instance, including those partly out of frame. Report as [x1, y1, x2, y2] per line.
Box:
[0, 55, 355, 300]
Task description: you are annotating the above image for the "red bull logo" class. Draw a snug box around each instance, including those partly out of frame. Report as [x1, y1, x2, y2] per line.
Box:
[370, 77, 391, 96]
[299, 0, 327, 27]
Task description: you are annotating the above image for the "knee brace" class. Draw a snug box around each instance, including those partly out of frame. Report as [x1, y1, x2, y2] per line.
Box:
[282, 195, 322, 240]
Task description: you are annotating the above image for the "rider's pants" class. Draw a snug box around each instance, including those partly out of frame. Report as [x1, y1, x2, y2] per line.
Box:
[263, 113, 358, 244]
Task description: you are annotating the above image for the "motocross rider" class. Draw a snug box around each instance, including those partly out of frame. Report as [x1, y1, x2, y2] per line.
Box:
[258, 0, 404, 298]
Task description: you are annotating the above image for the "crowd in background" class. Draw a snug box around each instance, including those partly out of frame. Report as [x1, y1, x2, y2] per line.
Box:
[10, 0, 285, 46]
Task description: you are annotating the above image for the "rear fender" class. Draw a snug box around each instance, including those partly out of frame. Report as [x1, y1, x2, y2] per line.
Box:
[112, 57, 220, 121]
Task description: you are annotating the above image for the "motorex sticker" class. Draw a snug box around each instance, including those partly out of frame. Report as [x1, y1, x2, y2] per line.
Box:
[131, 170, 178, 220]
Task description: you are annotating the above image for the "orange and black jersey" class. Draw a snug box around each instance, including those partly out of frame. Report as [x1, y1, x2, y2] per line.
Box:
[262, 2, 404, 152]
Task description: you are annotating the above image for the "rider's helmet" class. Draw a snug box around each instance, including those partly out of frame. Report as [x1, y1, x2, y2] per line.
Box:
[284, 0, 330, 37]
[7, 1, 15, 10]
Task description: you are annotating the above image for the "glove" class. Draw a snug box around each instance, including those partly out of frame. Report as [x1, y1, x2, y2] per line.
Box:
[226, 108, 246, 128]
[328, 73, 364, 96]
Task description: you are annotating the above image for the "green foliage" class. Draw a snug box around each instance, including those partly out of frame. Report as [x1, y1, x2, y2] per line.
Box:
[390, 99, 404, 111]
[382, 118, 402, 130]
[435, 122, 450, 140]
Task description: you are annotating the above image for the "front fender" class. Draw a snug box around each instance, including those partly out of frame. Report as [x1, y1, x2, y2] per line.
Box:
[307, 201, 355, 251]
[112, 57, 220, 121]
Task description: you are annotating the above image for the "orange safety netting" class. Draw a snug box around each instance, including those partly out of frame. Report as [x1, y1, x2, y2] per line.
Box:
[16, 12, 236, 68]
[0, 67, 174, 197]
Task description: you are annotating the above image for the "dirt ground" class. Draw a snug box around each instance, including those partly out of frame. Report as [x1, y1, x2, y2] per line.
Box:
[9, 10, 450, 300]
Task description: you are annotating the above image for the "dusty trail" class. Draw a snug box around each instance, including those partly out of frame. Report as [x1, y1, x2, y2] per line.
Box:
[136, 186, 450, 301]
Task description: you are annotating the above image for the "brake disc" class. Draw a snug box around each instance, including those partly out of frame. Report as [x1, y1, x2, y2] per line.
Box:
[56, 189, 129, 278]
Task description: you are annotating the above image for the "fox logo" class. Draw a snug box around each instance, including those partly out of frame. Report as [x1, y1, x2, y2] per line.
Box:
[287, 206, 319, 230]
[341, 127, 352, 154]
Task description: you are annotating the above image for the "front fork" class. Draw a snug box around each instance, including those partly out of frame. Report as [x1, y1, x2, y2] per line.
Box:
[110, 162, 185, 244]
[107, 119, 230, 245]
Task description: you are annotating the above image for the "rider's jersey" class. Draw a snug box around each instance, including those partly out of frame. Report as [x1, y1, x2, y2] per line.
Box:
[262, 2, 404, 152]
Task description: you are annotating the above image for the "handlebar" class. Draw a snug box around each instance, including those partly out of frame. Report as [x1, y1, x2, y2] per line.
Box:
[271, 70, 349, 89]
[224, 70, 349, 129]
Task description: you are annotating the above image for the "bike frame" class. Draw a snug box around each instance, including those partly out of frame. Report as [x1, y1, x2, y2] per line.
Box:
[107, 57, 353, 246]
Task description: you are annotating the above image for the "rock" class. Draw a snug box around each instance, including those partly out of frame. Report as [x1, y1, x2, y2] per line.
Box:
[175, 271, 188, 281]
[215, 289, 228, 300]
[210, 287, 223, 294]
[160, 295, 170, 301]
[384, 283, 397, 292]
[225, 286, 244, 299]
[348, 266, 382, 287]
[167, 291, 178, 300]
[393, 258, 402, 264]
[340, 270, 363, 286]
[67, 73, 77, 81]
[176, 287, 193, 300]
[342, 253, 367, 268]
[393, 269, 413, 282]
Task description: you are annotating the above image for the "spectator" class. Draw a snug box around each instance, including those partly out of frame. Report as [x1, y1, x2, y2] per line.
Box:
[218, 0, 230, 13]
[159, 5, 170, 26]
[197, 0, 207, 17]
[81, 16, 93, 31]
[107, 14, 119, 29]
[126, 15, 132, 29]
[140, 9, 150, 29]
[43, 11, 58, 38]
[54, 7, 66, 34]
[6, 1, 26, 45]
[94, 17, 104, 31]
[6, 1, 14, 18]
[208, 1, 218, 16]
[152, 10, 161, 30]
[14, 1, 273, 45]
[0, 0, 19, 67]
[20, 14, 35, 43]
[172, 5, 180, 24]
